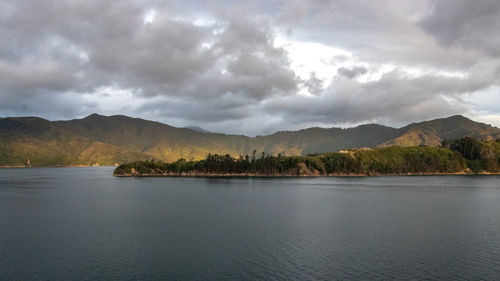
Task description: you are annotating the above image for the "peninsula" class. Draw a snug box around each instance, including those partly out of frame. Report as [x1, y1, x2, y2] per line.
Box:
[114, 138, 500, 177]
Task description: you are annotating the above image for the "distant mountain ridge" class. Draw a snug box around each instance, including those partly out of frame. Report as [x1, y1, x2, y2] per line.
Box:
[1, 114, 499, 166]
[185, 126, 211, 133]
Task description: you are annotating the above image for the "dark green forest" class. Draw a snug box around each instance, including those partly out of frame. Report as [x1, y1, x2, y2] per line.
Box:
[114, 138, 500, 176]
[442, 137, 500, 172]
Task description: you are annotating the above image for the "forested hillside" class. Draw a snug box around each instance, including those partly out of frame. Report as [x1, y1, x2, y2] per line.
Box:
[114, 138, 500, 176]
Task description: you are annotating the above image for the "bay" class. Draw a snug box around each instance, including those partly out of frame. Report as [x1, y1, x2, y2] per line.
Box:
[1, 167, 500, 280]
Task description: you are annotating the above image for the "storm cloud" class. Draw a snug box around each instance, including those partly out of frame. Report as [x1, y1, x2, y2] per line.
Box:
[1, 0, 499, 135]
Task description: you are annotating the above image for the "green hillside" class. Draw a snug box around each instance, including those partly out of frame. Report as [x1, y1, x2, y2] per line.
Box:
[55, 114, 399, 160]
[380, 115, 500, 147]
[1, 114, 500, 166]
[113, 146, 470, 177]
[115, 138, 500, 176]
[0, 117, 146, 166]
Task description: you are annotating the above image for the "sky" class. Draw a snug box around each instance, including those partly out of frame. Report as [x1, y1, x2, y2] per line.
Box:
[1, 0, 500, 135]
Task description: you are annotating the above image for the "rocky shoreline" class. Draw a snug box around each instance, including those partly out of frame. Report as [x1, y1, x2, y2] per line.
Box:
[113, 170, 499, 177]
[0, 165, 115, 168]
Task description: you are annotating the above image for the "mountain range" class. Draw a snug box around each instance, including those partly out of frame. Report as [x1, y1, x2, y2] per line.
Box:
[1, 114, 499, 166]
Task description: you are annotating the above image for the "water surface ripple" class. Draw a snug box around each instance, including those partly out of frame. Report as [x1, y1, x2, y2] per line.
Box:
[1, 168, 500, 280]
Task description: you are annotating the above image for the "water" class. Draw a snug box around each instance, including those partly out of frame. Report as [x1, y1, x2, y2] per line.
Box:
[1, 168, 500, 280]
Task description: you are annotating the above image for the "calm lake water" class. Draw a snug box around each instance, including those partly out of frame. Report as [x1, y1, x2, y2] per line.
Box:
[1, 167, 500, 280]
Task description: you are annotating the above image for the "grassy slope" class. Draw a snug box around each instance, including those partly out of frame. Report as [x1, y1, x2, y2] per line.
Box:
[381, 115, 500, 147]
[55, 114, 252, 162]
[0, 117, 146, 166]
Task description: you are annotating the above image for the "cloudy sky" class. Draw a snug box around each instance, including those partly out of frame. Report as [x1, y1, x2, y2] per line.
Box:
[1, 0, 500, 135]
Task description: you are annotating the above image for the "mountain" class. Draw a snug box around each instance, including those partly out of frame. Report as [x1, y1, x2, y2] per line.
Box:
[380, 115, 500, 146]
[1, 114, 499, 166]
[185, 126, 211, 133]
[0, 116, 146, 166]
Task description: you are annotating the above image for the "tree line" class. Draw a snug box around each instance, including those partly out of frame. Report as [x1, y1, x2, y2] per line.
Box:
[114, 137, 500, 176]
[114, 151, 303, 176]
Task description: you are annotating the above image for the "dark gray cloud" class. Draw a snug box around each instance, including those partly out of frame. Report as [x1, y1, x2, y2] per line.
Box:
[0, 0, 296, 100]
[0, 0, 499, 134]
[303, 72, 324, 95]
[337, 66, 368, 79]
[264, 70, 472, 127]
[277, 0, 483, 69]
[0, 91, 97, 120]
[420, 0, 500, 57]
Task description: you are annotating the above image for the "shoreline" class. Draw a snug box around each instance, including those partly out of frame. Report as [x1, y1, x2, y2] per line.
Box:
[113, 171, 500, 177]
[0, 165, 117, 168]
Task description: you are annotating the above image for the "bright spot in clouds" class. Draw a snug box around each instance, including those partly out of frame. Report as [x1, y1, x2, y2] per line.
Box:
[143, 10, 156, 24]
